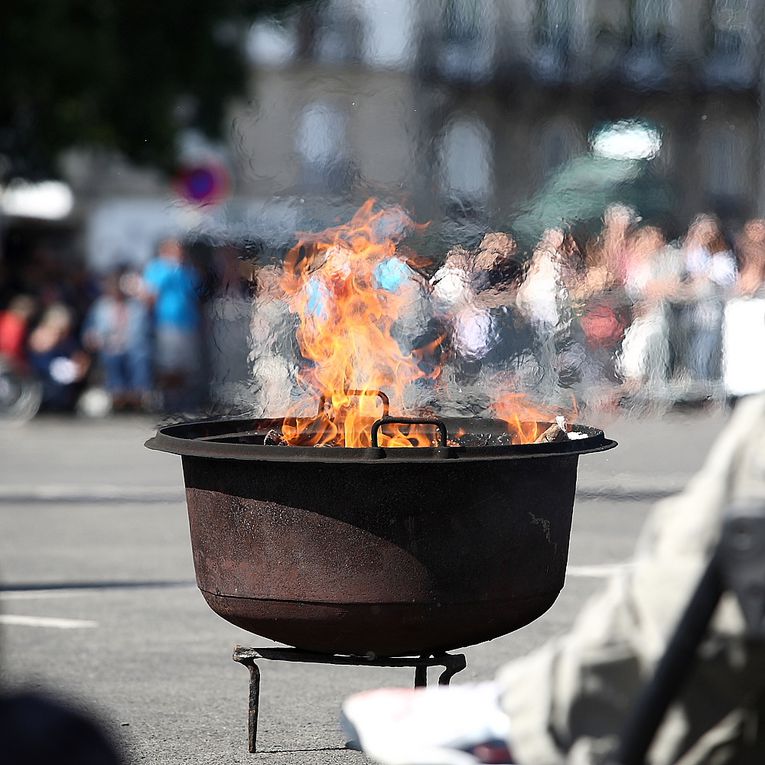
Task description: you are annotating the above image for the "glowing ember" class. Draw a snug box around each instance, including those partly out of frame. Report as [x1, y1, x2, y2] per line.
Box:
[280, 200, 439, 447]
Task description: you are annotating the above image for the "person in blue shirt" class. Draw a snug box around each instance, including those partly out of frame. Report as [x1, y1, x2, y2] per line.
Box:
[143, 239, 203, 411]
[83, 268, 152, 411]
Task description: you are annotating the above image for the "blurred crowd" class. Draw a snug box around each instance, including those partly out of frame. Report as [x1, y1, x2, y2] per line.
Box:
[3, 206, 765, 420]
[250, 206, 765, 416]
[435, 207, 765, 409]
[0, 238, 238, 418]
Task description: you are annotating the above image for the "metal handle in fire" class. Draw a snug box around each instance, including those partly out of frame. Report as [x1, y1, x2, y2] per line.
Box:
[370, 417, 449, 448]
[318, 389, 390, 417]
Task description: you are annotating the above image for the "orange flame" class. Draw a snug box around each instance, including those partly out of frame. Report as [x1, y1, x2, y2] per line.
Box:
[280, 200, 439, 447]
[274, 199, 580, 448]
[492, 393, 578, 445]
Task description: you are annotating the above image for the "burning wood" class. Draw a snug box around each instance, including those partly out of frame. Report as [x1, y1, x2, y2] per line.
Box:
[533, 416, 569, 444]
[264, 429, 287, 446]
[490, 388, 586, 445]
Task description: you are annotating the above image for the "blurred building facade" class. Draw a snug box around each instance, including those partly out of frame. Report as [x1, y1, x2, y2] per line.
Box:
[9, 0, 763, 277]
[240, 0, 765, 234]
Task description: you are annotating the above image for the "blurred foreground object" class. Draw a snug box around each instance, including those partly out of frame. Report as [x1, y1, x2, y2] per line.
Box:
[499, 393, 765, 764]
[0, 690, 123, 765]
[344, 394, 765, 765]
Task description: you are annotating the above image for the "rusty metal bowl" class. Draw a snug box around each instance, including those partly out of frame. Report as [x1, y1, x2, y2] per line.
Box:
[146, 415, 615, 657]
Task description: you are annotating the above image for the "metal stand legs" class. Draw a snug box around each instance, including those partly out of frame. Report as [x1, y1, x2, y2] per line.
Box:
[232, 646, 467, 753]
[235, 657, 261, 754]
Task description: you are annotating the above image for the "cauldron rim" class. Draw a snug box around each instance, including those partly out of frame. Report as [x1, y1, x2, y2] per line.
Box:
[146, 415, 616, 463]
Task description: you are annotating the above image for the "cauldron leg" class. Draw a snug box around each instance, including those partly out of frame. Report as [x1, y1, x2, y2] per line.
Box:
[233, 651, 261, 753]
[414, 653, 467, 687]
[437, 653, 467, 685]
[244, 660, 261, 753]
[230, 647, 468, 753]
[414, 656, 429, 687]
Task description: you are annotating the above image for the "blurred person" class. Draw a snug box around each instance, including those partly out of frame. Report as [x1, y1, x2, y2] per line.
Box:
[249, 264, 298, 416]
[575, 207, 637, 398]
[450, 301, 496, 375]
[681, 215, 737, 384]
[516, 229, 568, 331]
[515, 228, 578, 398]
[472, 232, 522, 293]
[343, 393, 765, 765]
[552, 232, 588, 390]
[0, 295, 42, 420]
[374, 253, 434, 357]
[617, 227, 684, 396]
[734, 219, 765, 297]
[374, 253, 442, 410]
[437, 235, 525, 384]
[431, 245, 496, 384]
[142, 238, 203, 412]
[0, 295, 36, 367]
[431, 246, 475, 309]
[27, 303, 90, 412]
[204, 246, 253, 407]
[83, 268, 152, 411]
[472, 233, 531, 375]
[584, 203, 640, 293]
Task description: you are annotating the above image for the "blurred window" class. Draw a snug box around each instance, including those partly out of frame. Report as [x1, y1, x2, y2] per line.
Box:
[359, 0, 414, 70]
[296, 102, 353, 193]
[623, 0, 672, 86]
[438, 0, 494, 82]
[536, 0, 571, 50]
[710, 0, 748, 55]
[315, 0, 363, 63]
[538, 118, 580, 179]
[438, 116, 492, 203]
[246, 19, 297, 67]
[704, 0, 758, 88]
[630, 0, 669, 48]
[444, 0, 481, 44]
[700, 119, 750, 202]
[533, 0, 571, 82]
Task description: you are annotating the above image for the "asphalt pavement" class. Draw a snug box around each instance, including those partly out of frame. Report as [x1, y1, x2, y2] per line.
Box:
[0, 406, 728, 764]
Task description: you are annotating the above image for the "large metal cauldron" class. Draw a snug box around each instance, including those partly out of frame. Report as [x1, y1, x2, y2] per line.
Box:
[146, 416, 615, 657]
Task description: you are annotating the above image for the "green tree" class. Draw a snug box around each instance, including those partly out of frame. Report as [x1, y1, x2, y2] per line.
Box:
[0, 0, 308, 181]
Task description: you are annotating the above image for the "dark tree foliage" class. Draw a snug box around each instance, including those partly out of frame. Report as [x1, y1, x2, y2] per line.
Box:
[0, 0, 309, 181]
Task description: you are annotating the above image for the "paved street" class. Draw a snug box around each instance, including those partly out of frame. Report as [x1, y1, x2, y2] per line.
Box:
[0, 408, 727, 764]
